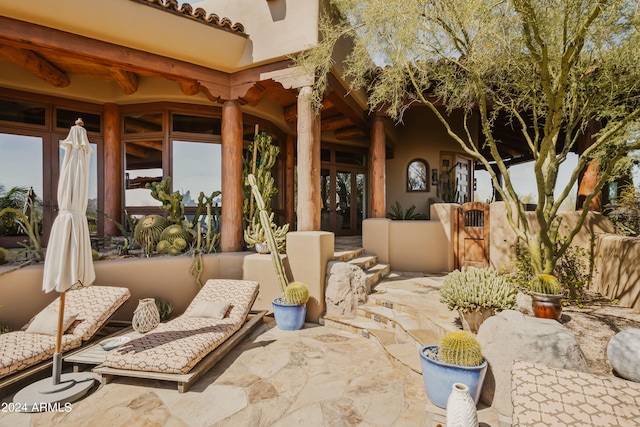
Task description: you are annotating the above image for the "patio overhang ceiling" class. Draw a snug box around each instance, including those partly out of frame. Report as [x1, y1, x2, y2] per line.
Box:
[0, 15, 371, 143]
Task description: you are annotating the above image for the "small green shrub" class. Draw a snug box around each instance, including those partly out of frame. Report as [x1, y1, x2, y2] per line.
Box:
[439, 331, 483, 367]
[155, 298, 174, 322]
[386, 202, 427, 220]
[439, 267, 517, 313]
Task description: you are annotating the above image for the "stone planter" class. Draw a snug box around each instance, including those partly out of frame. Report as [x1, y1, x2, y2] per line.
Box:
[272, 297, 306, 330]
[459, 308, 494, 334]
[419, 345, 488, 409]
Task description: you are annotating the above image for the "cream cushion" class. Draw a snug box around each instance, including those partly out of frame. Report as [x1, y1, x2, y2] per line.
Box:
[25, 310, 77, 336]
[187, 301, 231, 319]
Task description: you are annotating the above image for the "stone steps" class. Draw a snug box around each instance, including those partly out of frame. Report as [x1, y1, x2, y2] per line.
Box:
[323, 276, 459, 373]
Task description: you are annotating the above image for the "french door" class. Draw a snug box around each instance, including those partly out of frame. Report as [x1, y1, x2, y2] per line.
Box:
[320, 167, 366, 235]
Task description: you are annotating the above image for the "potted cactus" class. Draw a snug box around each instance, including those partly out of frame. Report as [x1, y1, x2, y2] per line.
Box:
[247, 174, 309, 330]
[419, 331, 488, 409]
[439, 267, 517, 333]
[529, 273, 564, 321]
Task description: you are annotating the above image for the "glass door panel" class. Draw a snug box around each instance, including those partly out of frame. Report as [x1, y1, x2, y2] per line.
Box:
[0, 133, 45, 244]
[336, 171, 352, 232]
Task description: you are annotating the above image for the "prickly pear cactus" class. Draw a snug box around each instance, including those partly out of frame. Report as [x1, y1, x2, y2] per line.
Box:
[439, 331, 484, 367]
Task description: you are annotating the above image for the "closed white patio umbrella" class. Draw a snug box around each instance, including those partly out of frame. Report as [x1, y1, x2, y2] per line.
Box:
[14, 119, 97, 410]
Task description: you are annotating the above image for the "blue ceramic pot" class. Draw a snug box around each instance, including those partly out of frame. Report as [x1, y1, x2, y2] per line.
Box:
[272, 297, 306, 330]
[419, 345, 488, 409]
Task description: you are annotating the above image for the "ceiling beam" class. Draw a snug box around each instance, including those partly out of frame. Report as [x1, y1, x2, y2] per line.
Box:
[321, 115, 354, 132]
[335, 126, 367, 140]
[180, 81, 200, 96]
[0, 16, 230, 100]
[110, 68, 138, 95]
[0, 44, 69, 87]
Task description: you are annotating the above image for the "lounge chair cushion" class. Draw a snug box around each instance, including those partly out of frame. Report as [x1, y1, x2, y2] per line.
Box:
[25, 310, 78, 336]
[0, 285, 130, 380]
[105, 279, 258, 375]
[187, 300, 231, 319]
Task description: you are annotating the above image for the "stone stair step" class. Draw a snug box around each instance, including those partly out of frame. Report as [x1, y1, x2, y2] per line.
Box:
[332, 247, 365, 262]
[347, 254, 378, 270]
[365, 263, 390, 288]
[384, 343, 422, 373]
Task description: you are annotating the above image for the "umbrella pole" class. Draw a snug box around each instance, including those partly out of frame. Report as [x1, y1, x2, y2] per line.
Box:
[53, 291, 66, 385]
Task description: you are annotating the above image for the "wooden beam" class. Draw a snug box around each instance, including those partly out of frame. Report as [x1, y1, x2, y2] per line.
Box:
[180, 81, 200, 96]
[220, 100, 244, 251]
[284, 97, 335, 123]
[103, 103, 122, 236]
[0, 44, 69, 87]
[127, 140, 163, 151]
[335, 126, 366, 140]
[321, 115, 353, 132]
[124, 144, 150, 159]
[0, 16, 230, 100]
[369, 115, 386, 218]
[110, 68, 138, 95]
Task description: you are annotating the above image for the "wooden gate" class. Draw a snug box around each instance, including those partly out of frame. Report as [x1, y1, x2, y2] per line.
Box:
[453, 202, 490, 269]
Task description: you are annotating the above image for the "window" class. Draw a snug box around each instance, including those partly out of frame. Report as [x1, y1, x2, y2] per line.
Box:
[124, 140, 163, 207]
[407, 159, 429, 192]
[172, 140, 222, 206]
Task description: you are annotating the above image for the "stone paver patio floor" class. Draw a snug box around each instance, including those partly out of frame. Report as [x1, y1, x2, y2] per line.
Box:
[2, 319, 501, 426]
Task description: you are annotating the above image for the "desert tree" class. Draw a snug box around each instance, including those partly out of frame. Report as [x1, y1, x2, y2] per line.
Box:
[296, 0, 640, 275]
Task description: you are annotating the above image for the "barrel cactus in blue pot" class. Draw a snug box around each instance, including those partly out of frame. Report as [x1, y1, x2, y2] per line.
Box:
[419, 331, 488, 409]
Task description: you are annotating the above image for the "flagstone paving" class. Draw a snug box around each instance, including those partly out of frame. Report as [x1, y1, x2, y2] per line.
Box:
[0, 319, 499, 426]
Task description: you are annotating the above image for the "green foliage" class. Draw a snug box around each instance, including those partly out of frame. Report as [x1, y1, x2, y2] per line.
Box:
[134, 214, 169, 257]
[243, 132, 288, 252]
[297, 0, 640, 277]
[606, 185, 640, 236]
[439, 331, 484, 367]
[439, 267, 517, 313]
[285, 282, 310, 305]
[91, 249, 100, 261]
[146, 177, 186, 226]
[386, 202, 426, 220]
[0, 248, 5, 265]
[154, 298, 174, 322]
[504, 241, 594, 302]
[530, 274, 563, 295]
[189, 191, 222, 287]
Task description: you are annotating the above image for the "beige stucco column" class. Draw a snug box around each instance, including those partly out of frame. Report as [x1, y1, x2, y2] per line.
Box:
[296, 86, 321, 231]
[370, 113, 386, 218]
[103, 102, 122, 236]
[221, 100, 244, 252]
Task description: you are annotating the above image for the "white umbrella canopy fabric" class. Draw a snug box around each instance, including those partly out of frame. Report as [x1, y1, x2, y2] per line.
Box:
[13, 119, 97, 410]
[42, 120, 96, 293]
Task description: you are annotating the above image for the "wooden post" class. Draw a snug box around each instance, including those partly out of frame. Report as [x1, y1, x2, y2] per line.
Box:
[285, 134, 295, 227]
[576, 121, 602, 211]
[103, 103, 122, 236]
[296, 87, 321, 231]
[370, 113, 386, 218]
[221, 100, 244, 252]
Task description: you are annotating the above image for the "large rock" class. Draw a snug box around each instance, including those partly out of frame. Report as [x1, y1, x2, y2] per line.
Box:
[476, 310, 588, 417]
[607, 328, 640, 382]
[325, 261, 368, 317]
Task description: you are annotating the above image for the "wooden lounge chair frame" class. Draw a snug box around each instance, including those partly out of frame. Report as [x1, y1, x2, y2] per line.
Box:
[93, 310, 266, 393]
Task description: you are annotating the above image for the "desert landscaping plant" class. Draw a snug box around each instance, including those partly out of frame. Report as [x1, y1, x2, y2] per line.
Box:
[297, 0, 640, 278]
[440, 267, 517, 313]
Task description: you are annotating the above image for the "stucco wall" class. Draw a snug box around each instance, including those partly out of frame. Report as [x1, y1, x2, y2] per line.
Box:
[0, 252, 244, 330]
[592, 235, 640, 312]
[385, 108, 476, 218]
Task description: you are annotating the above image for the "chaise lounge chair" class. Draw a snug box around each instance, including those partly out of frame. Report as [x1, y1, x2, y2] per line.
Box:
[95, 279, 264, 393]
[0, 285, 130, 390]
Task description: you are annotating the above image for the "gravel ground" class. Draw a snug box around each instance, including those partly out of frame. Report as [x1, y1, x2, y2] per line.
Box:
[560, 291, 640, 376]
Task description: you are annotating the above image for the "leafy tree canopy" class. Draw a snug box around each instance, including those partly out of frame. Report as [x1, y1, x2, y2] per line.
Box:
[296, 0, 640, 275]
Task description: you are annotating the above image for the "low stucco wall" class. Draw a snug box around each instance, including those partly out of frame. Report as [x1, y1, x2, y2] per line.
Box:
[363, 214, 451, 273]
[0, 252, 246, 329]
[592, 235, 640, 312]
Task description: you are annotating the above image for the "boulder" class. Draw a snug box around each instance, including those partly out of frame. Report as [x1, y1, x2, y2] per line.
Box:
[476, 310, 588, 417]
[607, 328, 640, 382]
[325, 261, 368, 317]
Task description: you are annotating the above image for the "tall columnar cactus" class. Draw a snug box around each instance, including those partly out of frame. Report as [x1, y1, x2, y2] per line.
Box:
[248, 174, 289, 295]
[439, 331, 484, 367]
